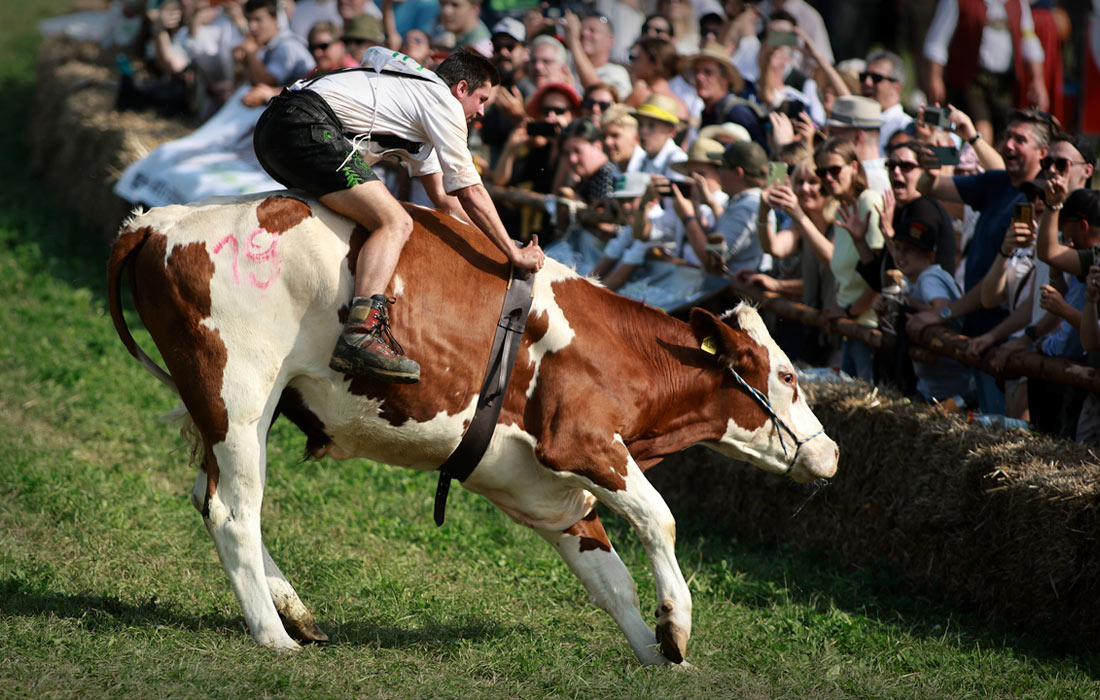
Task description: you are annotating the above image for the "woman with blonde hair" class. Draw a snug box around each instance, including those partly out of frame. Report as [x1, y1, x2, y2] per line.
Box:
[813, 136, 885, 380]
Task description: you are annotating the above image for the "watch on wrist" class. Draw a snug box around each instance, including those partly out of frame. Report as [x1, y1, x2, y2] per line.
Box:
[967, 133, 981, 145]
[939, 306, 953, 320]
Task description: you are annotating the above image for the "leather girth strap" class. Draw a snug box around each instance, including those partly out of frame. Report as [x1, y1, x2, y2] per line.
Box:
[434, 266, 535, 526]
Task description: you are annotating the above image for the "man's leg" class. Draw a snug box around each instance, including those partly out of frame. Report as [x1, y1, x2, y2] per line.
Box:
[321, 181, 421, 383]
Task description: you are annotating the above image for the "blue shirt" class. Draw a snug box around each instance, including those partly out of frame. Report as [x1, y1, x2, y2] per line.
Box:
[954, 170, 1022, 336]
[908, 264, 974, 400]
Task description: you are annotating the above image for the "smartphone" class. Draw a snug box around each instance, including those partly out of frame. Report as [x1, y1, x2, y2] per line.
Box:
[768, 29, 798, 47]
[673, 180, 693, 196]
[767, 161, 788, 187]
[1013, 201, 1034, 224]
[928, 145, 960, 167]
[526, 121, 557, 138]
[923, 106, 951, 130]
[781, 100, 807, 120]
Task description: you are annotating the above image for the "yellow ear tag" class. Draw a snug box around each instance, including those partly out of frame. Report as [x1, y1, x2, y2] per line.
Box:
[700, 336, 718, 355]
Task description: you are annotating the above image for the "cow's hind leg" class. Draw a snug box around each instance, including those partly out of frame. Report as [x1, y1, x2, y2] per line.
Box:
[536, 510, 669, 666]
[190, 425, 298, 651]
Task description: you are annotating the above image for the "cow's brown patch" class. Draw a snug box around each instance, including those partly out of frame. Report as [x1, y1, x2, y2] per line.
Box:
[342, 206, 513, 430]
[256, 196, 312, 234]
[275, 387, 332, 459]
[132, 233, 229, 480]
[564, 508, 612, 553]
[345, 223, 371, 275]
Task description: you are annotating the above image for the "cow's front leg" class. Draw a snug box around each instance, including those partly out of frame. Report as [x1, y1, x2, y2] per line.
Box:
[590, 453, 692, 664]
[192, 427, 298, 651]
[262, 545, 329, 644]
[536, 510, 669, 666]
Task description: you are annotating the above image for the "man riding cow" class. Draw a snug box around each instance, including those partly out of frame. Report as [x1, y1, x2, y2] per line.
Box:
[253, 48, 545, 384]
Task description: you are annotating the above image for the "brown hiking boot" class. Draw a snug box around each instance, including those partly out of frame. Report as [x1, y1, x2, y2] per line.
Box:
[329, 295, 420, 383]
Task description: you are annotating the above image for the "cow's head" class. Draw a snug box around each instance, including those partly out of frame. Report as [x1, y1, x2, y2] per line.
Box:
[689, 305, 838, 483]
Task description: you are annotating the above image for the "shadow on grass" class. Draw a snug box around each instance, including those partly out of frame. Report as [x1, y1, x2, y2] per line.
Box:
[0, 576, 240, 636]
[600, 510, 1100, 679]
[329, 616, 516, 650]
[0, 576, 512, 651]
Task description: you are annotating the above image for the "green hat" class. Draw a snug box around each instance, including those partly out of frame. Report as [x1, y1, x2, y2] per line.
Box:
[715, 140, 767, 178]
[342, 14, 385, 44]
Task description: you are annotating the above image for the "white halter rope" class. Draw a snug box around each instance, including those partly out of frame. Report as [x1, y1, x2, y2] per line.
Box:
[727, 365, 824, 473]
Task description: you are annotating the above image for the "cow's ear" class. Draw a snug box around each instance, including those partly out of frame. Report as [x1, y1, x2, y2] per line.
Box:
[690, 307, 760, 372]
[689, 307, 732, 358]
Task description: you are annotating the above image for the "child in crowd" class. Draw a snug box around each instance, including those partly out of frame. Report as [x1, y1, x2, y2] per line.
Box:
[894, 199, 976, 403]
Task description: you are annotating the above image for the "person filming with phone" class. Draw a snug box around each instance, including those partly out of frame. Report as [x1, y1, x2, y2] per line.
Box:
[911, 108, 1057, 414]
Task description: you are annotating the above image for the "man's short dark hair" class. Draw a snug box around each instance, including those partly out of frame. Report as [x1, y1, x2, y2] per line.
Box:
[1051, 133, 1097, 186]
[436, 49, 500, 90]
[244, 0, 277, 17]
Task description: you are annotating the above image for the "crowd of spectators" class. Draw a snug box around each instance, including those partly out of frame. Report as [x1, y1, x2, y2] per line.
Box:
[96, 0, 1100, 442]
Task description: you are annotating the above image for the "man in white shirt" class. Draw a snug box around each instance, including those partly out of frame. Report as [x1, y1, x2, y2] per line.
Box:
[860, 49, 913, 155]
[253, 49, 544, 383]
[922, 0, 1047, 140]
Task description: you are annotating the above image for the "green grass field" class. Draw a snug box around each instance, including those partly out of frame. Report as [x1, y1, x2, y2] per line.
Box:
[2, 4, 1100, 698]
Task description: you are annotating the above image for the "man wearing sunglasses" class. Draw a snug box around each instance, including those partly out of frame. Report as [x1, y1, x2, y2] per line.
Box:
[913, 108, 1054, 414]
[859, 50, 912, 156]
[1041, 135, 1096, 192]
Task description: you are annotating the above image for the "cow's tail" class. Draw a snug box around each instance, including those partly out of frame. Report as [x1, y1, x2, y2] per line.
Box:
[107, 224, 178, 394]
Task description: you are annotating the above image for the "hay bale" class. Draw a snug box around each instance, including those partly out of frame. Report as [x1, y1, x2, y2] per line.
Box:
[648, 380, 1100, 647]
[30, 36, 190, 237]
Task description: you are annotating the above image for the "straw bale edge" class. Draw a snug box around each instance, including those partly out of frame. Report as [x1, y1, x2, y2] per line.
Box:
[649, 380, 1100, 647]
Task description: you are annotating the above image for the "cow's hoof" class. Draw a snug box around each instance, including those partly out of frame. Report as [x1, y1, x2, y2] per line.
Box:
[655, 618, 688, 664]
[281, 614, 330, 645]
[258, 636, 301, 653]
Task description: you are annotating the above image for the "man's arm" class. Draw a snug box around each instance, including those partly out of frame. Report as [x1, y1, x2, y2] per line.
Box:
[419, 172, 468, 222]
[453, 182, 544, 270]
[916, 169, 962, 203]
[563, 11, 601, 91]
[1037, 177, 1081, 275]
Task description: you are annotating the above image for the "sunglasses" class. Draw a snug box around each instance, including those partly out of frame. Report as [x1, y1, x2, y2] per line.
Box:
[859, 71, 898, 84]
[543, 105, 570, 116]
[582, 98, 612, 111]
[1041, 156, 1087, 172]
[815, 164, 846, 180]
[493, 38, 518, 52]
[309, 41, 332, 52]
[885, 160, 920, 173]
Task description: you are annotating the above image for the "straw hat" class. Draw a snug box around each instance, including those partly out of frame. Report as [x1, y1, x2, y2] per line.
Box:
[635, 93, 681, 126]
[671, 137, 725, 175]
[683, 42, 744, 95]
[825, 95, 884, 130]
[697, 122, 751, 144]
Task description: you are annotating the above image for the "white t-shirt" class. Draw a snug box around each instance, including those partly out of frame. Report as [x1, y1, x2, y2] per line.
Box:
[297, 67, 479, 193]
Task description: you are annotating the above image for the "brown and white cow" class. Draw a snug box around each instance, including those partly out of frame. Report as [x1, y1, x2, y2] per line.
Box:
[107, 192, 838, 666]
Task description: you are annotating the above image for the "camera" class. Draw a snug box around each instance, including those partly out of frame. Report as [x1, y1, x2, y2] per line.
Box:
[923, 106, 951, 130]
[526, 121, 558, 138]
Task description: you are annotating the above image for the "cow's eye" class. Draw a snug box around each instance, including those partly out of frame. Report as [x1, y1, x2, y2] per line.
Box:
[781, 372, 795, 385]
